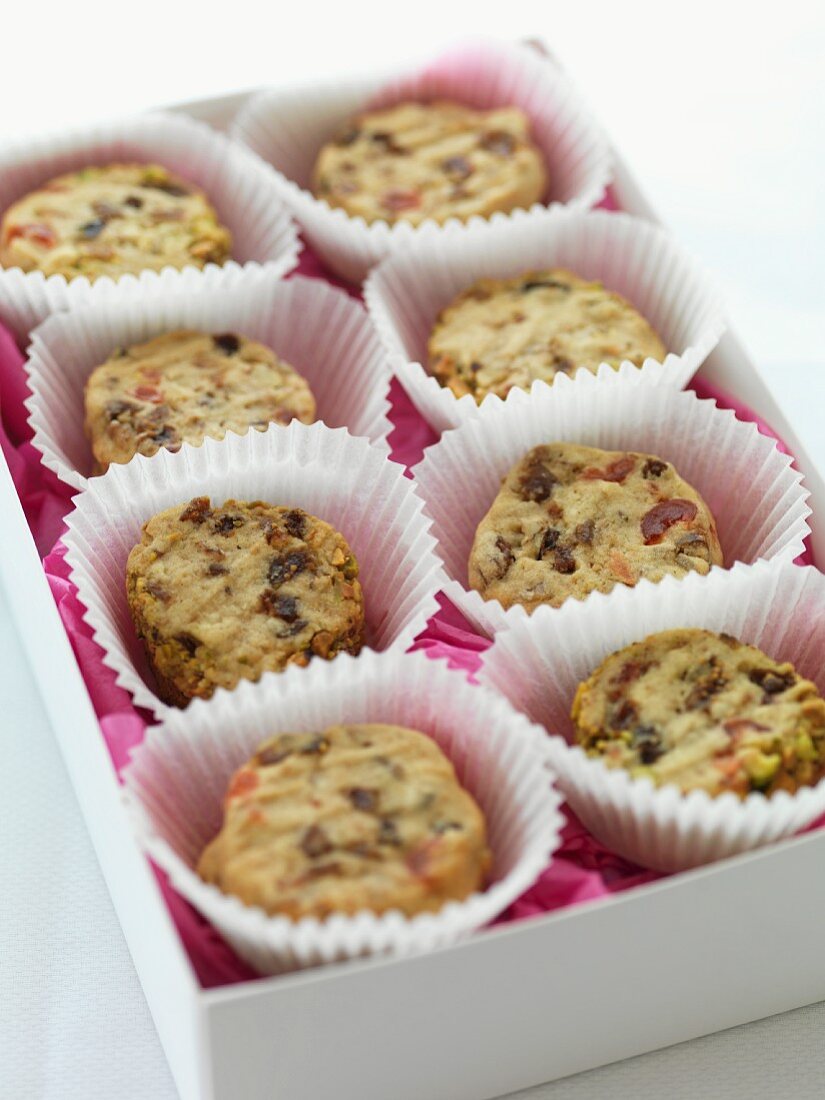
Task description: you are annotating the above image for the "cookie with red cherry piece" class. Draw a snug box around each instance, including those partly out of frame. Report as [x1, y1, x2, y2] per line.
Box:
[84, 330, 316, 473]
[0, 163, 231, 280]
[312, 100, 546, 227]
[468, 443, 722, 611]
[126, 499, 364, 706]
[572, 628, 825, 797]
[198, 723, 491, 920]
[429, 268, 667, 402]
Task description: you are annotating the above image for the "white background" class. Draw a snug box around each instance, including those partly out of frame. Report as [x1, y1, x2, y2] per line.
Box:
[2, 1, 825, 1097]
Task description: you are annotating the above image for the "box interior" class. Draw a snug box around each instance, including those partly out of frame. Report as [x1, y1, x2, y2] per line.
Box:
[2, 76, 825, 1100]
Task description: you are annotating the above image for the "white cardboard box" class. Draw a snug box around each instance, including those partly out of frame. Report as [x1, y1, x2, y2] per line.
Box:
[2, 79, 825, 1100]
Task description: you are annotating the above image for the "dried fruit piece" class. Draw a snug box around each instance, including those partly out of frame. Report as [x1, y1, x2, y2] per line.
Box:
[6, 222, 57, 248]
[268, 550, 310, 587]
[283, 510, 306, 539]
[582, 455, 636, 483]
[80, 219, 106, 239]
[642, 459, 668, 479]
[520, 463, 556, 503]
[301, 824, 333, 859]
[749, 668, 796, 695]
[481, 130, 516, 156]
[213, 333, 240, 355]
[213, 513, 244, 535]
[553, 547, 576, 574]
[442, 156, 474, 179]
[179, 497, 212, 524]
[381, 188, 421, 213]
[538, 528, 560, 558]
[641, 499, 698, 544]
[349, 788, 378, 812]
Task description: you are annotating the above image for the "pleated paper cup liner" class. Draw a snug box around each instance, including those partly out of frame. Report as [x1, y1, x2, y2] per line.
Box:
[0, 111, 300, 338]
[122, 648, 565, 974]
[412, 381, 810, 639]
[479, 560, 825, 873]
[62, 421, 446, 717]
[25, 269, 394, 491]
[364, 208, 726, 433]
[231, 39, 611, 283]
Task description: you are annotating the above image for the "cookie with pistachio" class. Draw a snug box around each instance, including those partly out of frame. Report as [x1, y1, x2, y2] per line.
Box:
[198, 723, 491, 920]
[84, 330, 316, 473]
[0, 163, 231, 280]
[468, 443, 722, 612]
[126, 499, 364, 706]
[312, 100, 546, 227]
[572, 628, 825, 797]
[429, 268, 666, 402]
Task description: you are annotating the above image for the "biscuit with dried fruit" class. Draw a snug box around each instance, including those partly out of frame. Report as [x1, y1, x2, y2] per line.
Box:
[85, 330, 315, 472]
[468, 443, 722, 611]
[126, 498, 364, 706]
[312, 101, 546, 227]
[429, 268, 666, 402]
[198, 723, 491, 919]
[572, 628, 825, 797]
[0, 163, 231, 280]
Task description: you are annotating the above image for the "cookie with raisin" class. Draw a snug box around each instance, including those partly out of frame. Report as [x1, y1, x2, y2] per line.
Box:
[85, 330, 316, 473]
[572, 628, 825, 797]
[312, 101, 546, 227]
[198, 723, 491, 919]
[429, 269, 666, 401]
[468, 443, 722, 611]
[126, 499, 364, 706]
[0, 163, 231, 280]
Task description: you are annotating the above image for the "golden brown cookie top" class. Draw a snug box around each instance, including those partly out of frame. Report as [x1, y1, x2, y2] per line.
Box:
[469, 443, 722, 611]
[572, 628, 825, 798]
[197, 722, 491, 920]
[126, 499, 364, 705]
[312, 100, 547, 227]
[429, 268, 667, 402]
[84, 330, 316, 472]
[0, 163, 231, 280]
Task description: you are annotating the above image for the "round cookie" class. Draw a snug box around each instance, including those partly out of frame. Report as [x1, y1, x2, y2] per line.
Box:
[198, 723, 491, 920]
[312, 100, 547, 227]
[572, 628, 825, 798]
[0, 163, 231, 280]
[468, 443, 722, 612]
[126, 498, 364, 706]
[84, 330, 317, 473]
[429, 269, 667, 402]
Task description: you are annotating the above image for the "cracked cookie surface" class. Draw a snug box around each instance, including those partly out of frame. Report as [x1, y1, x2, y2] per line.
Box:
[126, 498, 364, 706]
[198, 723, 491, 920]
[312, 100, 546, 227]
[468, 443, 722, 612]
[0, 163, 231, 280]
[429, 268, 667, 402]
[572, 628, 825, 797]
[85, 330, 316, 472]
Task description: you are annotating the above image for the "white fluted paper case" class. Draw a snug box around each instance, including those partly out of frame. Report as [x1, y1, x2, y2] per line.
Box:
[122, 648, 564, 973]
[0, 111, 300, 337]
[479, 560, 825, 873]
[62, 421, 446, 717]
[412, 382, 810, 640]
[25, 269, 393, 490]
[231, 39, 611, 283]
[365, 209, 726, 433]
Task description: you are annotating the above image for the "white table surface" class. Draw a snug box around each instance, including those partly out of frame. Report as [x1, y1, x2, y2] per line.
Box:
[3, 5, 825, 1096]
